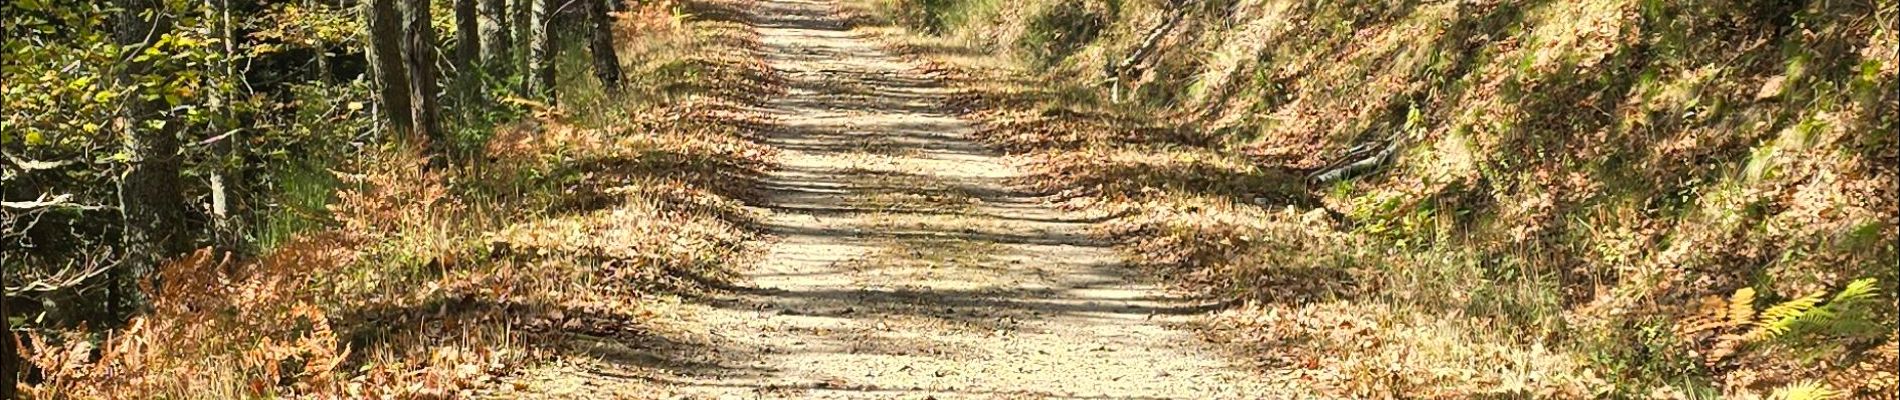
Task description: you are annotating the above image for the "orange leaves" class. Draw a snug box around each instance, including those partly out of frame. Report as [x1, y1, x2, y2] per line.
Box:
[241, 302, 349, 394]
[22, 238, 358, 398]
[330, 149, 463, 245]
[20, 331, 100, 397]
[613, 0, 685, 46]
[341, 346, 512, 399]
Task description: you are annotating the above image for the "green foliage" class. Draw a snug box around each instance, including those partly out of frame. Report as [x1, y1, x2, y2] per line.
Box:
[1755, 278, 1885, 344]
[249, 1, 361, 55]
[1584, 318, 1711, 398]
[2, 0, 514, 325]
[5, 0, 239, 281]
[1772, 380, 1838, 400]
[255, 161, 338, 252]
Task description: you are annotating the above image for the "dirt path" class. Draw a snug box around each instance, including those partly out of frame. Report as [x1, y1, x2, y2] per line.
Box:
[613, 0, 1266, 397]
[490, 0, 1269, 396]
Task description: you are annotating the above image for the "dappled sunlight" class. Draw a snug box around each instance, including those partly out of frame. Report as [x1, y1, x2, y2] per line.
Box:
[7, 0, 1891, 397]
[877, 0, 1898, 397]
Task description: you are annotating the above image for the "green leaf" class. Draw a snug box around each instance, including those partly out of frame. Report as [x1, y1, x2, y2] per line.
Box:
[1829, 278, 1878, 305]
[68, 75, 96, 90]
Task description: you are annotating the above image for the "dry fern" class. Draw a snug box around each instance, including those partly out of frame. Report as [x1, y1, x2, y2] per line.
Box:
[1727, 287, 1757, 327]
[1686, 278, 1883, 367]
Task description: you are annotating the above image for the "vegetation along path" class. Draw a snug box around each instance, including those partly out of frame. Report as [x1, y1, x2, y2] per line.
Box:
[658, 0, 1267, 397]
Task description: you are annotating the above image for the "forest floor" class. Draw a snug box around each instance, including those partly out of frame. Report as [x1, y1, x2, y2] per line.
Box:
[506, 0, 1269, 398]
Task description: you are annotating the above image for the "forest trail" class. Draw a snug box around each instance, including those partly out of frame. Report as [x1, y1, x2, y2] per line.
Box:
[633, 0, 1268, 397]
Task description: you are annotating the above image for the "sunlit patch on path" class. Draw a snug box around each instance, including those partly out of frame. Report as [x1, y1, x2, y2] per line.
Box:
[646, 0, 1268, 398]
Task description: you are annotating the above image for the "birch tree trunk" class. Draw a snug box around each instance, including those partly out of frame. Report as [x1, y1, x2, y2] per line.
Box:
[207, 0, 243, 251]
[525, 0, 555, 98]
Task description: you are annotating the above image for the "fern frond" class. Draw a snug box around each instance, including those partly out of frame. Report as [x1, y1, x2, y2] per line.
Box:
[1771, 380, 1836, 400]
[1748, 293, 1823, 341]
[1706, 334, 1745, 365]
[1728, 287, 1758, 327]
[1759, 293, 1823, 323]
[1828, 278, 1879, 306]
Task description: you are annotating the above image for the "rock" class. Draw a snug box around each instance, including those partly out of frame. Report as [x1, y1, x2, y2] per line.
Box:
[1300, 207, 1332, 226]
[1756, 75, 1785, 101]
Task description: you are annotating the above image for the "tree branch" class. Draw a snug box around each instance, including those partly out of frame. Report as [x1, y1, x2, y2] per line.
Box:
[0, 193, 111, 211]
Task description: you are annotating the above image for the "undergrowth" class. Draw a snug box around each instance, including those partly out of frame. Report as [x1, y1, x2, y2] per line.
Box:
[17, 0, 780, 397]
[851, 0, 1898, 397]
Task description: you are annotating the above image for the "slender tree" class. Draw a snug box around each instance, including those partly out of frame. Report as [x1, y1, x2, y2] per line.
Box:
[479, 0, 512, 73]
[111, 0, 187, 321]
[206, 0, 243, 251]
[587, 0, 622, 89]
[308, 0, 334, 82]
[525, 0, 555, 97]
[364, 0, 414, 136]
[512, 0, 534, 91]
[400, 0, 445, 151]
[453, 0, 480, 76]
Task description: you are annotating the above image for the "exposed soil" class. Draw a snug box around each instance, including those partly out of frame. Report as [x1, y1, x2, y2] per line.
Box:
[506, 0, 1268, 398]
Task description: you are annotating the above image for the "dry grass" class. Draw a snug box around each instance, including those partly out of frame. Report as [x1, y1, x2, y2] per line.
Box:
[856, 0, 1898, 397]
[18, 0, 780, 397]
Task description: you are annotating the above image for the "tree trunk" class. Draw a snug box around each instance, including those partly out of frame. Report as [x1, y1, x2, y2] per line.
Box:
[587, 0, 622, 89]
[112, 0, 187, 322]
[509, 0, 532, 89]
[2, 290, 15, 400]
[480, 0, 512, 73]
[310, 0, 334, 82]
[453, 0, 480, 76]
[1306, 138, 1403, 185]
[207, 0, 244, 251]
[525, 0, 555, 98]
[401, 0, 445, 153]
[365, 0, 414, 136]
